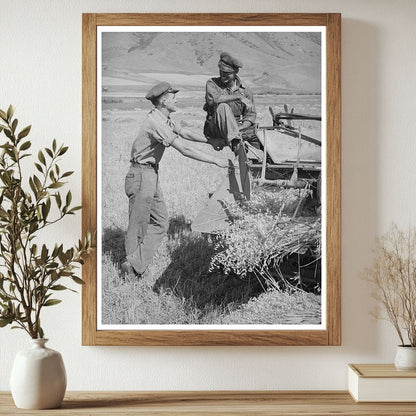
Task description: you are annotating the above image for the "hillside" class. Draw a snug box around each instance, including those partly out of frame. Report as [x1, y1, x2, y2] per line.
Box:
[102, 31, 322, 94]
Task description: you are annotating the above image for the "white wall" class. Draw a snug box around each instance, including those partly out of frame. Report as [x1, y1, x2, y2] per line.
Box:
[1, 0, 416, 391]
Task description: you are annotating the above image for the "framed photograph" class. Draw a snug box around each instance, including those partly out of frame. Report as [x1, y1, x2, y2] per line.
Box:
[82, 13, 341, 346]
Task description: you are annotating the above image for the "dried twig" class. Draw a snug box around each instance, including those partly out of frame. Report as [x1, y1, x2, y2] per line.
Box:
[363, 224, 416, 346]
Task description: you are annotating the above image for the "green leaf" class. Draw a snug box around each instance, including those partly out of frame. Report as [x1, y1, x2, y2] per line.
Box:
[18, 125, 31, 140]
[65, 191, 72, 207]
[41, 202, 50, 220]
[33, 175, 42, 192]
[72, 276, 85, 285]
[58, 250, 66, 264]
[29, 177, 37, 196]
[58, 146, 68, 156]
[41, 244, 48, 262]
[0, 317, 13, 327]
[19, 140, 31, 151]
[56, 244, 63, 257]
[51, 244, 59, 258]
[38, 150, 46, 165]
[48, 182, 64, 189]
[11, 119, 18, 133]
[38, 325, 44, 339]
[69, 206, 82, 214]
[55, 192, 62, 208]
[0, 109, 7, 121]
[29, 222, 39, 234]
[6, 105, 14, 121]
[43, 299, 62, 307]
[34, 163, 43, 173]
[50, 284, 68, 291]
[4, 129, 12, 140]
[61, 171, 74, 178]
[45, 148, 53, 158]
[52, 139, 57, 152]
[31, 244, 38, 256]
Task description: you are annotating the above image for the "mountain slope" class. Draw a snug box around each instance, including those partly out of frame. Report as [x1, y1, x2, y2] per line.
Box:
[102, 31, 322, 93]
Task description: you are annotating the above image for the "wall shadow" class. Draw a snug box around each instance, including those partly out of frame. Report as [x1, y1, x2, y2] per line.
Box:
[341, 18, 381, 355]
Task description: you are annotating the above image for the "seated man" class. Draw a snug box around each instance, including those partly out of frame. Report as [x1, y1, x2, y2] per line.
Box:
[203, 52, 257, 153]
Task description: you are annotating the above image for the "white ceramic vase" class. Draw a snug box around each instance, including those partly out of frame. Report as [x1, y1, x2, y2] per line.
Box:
[10, 338, 67, 409]
[394, 345, 416, 371]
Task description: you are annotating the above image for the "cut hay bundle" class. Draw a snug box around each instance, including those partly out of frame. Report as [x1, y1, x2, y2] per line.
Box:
[210, 215, 321, 277]
[210, 185, 321, 287]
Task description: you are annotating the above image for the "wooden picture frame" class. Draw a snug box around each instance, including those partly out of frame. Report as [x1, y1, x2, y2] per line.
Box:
[82, 13, 341, 346]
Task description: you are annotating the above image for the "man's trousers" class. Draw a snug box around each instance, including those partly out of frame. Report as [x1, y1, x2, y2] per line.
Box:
[124, 164, 169, 275]
[203, 103, 241, 145]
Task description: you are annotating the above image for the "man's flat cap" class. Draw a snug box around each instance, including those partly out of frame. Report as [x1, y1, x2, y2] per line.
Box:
[145, 82, 179, 102]
[218, 52, 243, 73]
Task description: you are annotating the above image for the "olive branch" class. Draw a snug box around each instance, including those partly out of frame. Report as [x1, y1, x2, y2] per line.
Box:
[0, 105, 94, 338]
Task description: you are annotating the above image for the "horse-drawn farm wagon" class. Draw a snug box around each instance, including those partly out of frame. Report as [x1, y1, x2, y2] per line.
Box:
[192, 104, 322, 292]
[193, 104, 322, 233]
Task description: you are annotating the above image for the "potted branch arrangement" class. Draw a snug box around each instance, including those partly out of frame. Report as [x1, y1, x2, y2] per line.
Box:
[363, 223, 416, 370]
[0, 106, 94, 409]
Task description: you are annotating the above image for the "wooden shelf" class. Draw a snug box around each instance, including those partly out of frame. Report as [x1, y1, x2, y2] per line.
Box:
[2, 391, 416, 415]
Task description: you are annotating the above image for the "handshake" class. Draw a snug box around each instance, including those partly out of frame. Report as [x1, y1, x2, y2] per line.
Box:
[207, 137, 226, 151]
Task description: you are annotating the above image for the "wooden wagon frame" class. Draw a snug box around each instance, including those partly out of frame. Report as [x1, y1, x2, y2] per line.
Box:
[244, 105, 322, 200]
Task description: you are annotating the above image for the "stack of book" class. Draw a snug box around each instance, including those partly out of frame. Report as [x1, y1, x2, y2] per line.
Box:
[348, 364, 416, 402]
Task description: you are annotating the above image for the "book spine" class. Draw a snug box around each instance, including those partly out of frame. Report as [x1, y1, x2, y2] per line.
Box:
[347, 366, 359, 402]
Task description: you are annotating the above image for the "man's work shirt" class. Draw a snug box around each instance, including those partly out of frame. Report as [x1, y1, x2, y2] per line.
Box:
[130, 108, 179, 165]
[203, 75, 256, 126]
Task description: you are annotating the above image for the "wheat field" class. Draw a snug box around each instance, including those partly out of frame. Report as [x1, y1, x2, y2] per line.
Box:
[100, 94, 322, 325]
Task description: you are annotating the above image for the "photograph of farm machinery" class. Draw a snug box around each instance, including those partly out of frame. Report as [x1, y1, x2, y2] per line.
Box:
[192, 106, 322, 314]
[100, 30, 323, 327]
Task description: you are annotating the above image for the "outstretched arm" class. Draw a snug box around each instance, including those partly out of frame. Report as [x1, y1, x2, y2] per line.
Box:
[177, 127, 208, 143]
[172, 125, 224, 151]
[170, 137, 229, 168]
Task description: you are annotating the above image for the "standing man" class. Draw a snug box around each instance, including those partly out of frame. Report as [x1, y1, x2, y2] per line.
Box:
[203, 52, 257, 153]
[121, 82, 229, 277]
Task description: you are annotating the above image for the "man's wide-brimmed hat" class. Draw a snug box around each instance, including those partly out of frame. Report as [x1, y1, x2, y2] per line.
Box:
[145, 82, 179, 102]
[218, 52, 243, 73]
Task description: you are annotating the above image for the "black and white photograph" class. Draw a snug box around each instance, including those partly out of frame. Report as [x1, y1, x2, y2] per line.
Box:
[97, 27, 326, 329]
